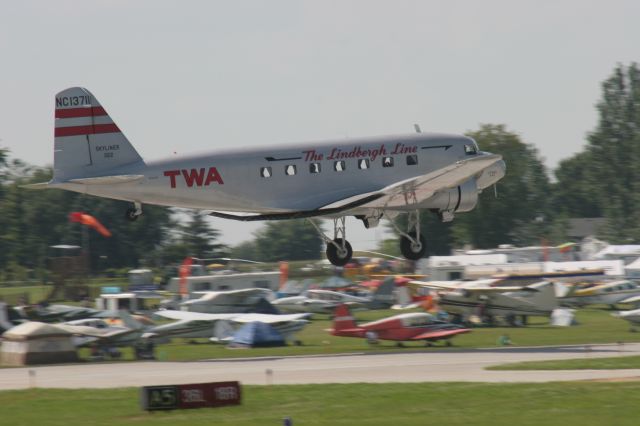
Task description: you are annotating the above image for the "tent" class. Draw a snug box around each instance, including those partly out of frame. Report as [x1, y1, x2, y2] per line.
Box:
[227, 321, 285, 348]
[1, 322, 78, 366]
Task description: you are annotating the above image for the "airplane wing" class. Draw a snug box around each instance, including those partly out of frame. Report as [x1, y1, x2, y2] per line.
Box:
[209, 154, 503, 221]
[409, 280, 538, 293]
[230, 313, 312, 324]
[143, 319, 219, 339]
[153, 310, 310, 324]
[619, 295, 640, 305]
[323, 153, 503, 210]
[187, 289, 269, 306]
[153, 310, 235, 321]
[410, 328, 471, 340]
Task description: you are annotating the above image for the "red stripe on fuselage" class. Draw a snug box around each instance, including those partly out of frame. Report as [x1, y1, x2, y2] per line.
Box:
[55, 106, 108, 119]
[54, 123, 120, 137]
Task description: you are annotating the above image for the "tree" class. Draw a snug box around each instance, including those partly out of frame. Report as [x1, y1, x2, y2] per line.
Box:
[0, 162, 174, 273]
[452, 124, 556, 248]
[553, 63, 640, 243]
[252, 220, 323, 262]
[178, 210, 227, 259]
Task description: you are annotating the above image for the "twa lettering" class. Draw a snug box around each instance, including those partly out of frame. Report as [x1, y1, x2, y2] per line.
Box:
[164, 167, 224, 188]
[302, 143, 416, 162]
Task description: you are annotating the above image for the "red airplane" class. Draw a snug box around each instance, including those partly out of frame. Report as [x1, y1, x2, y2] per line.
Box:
[330, 304, 471, 346]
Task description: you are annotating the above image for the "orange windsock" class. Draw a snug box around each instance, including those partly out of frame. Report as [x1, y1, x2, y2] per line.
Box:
[69, 212, 112, 237]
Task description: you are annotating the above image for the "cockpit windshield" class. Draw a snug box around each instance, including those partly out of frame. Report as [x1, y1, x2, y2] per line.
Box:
[464, 142, 478, 155]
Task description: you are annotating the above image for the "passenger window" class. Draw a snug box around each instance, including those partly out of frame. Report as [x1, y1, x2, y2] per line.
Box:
[382, 156, 394, 168]
[260, 167, 272, 178]
[285, 165, 297, 176]
[334, 160, 346, 172]
[406, 154, 418, 165]
[358, 159, 370, 170]
[310, 163, 321, 174]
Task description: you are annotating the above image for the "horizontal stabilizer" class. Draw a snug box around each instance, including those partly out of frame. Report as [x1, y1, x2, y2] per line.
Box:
[21, 182, 51, 190]
[68, 175, 145, 185]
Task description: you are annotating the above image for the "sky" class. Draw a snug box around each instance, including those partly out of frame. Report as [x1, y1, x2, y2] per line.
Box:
[1, 1, 639, 249]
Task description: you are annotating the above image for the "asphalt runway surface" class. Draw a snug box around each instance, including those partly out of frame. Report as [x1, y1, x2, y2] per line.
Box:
[3, 343, 640, 390]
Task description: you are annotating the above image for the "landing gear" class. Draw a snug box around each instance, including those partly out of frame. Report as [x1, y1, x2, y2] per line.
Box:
[400, 231, 427, 260]
[326, 238, 353, 267]
[308, 217, 353, 266]
[125, 202, 143, 222]
[388, 210, 427, 261]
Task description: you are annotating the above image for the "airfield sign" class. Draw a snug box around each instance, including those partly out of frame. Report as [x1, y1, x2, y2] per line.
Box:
[140, 381, 241, 411]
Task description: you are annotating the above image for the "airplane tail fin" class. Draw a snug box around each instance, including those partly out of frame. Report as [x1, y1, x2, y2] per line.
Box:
[331, 304, 358, 335]
[118, 309, 145, 331]
[0, 302, 14, 333]
[254, 298, 281, 315]
[52, 87, 144, 182]
[392, 286, 418, 310]
[370, 277, 396, 308]
[212, 320, 235, 342]
[509, 281, 558, 312]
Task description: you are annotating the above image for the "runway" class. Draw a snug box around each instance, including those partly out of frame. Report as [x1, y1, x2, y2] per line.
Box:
[2, 343, 640, 390]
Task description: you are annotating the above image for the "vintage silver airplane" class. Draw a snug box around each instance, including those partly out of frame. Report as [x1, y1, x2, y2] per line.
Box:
[29, 87, 506, 265]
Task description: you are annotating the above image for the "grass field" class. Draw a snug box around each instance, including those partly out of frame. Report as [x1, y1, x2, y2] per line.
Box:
[83, 307, 640, 362]
[487, 355, 640, 371]
[1, 382, 639, 426]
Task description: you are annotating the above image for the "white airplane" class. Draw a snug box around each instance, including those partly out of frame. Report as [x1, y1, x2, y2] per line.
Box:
[273, 277, 396, 313]
[612, 308, 640, 327]
[56, 310, 145, 347]
[179, 288, 277, 314]
[28, 87, 505, 265]
[560, 280, 640, 308]
[149, 310, 311, 343]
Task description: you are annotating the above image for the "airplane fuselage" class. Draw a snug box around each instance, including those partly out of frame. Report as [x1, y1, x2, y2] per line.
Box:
[54, 133, 495, 214]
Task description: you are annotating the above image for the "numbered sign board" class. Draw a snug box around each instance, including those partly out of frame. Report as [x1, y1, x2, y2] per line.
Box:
[140, 381, 241, 411]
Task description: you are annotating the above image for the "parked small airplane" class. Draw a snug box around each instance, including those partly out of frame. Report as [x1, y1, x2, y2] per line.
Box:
[0, 302, 21, 333]
[611, 308, 640, 328]
[329, 304, 470, 346]
[273, 277, 396, 313]
[14, 304, 104, 322]
[28, 87, 505, 266]
[178, 288, 277, 314]
[559, 280, 640, 308]
[56, 310, 144, 347]
[149, 310, 310, 343]
[406, 280, 558, 325]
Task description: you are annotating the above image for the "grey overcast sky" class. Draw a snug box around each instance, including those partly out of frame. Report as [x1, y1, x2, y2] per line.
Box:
[1, 1, 639, 248]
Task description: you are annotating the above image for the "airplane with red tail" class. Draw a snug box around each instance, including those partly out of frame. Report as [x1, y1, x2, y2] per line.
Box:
[27, 87, 505, 267]
[329, 304, 470, 346]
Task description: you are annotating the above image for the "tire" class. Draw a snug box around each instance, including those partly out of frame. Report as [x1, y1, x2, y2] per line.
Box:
[325, 238, 353, 266]
[400, 231, 427, 260]
[125, 208, 139, 222]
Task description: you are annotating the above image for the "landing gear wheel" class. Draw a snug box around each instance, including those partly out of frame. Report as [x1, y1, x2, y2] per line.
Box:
[400, 231, 427, 260]
[325, 238, 353, 267]
[125, 208, 140, 222]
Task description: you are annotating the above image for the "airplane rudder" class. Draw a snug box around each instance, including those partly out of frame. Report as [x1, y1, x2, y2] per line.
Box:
[332, 304, 357, 331]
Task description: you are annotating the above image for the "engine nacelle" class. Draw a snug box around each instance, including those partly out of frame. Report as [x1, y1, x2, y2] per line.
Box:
[423, 179, 479, 213]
